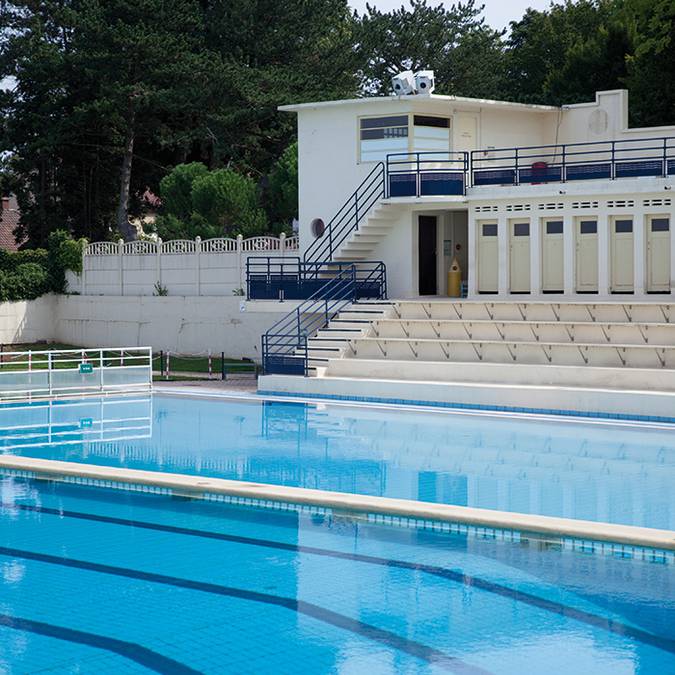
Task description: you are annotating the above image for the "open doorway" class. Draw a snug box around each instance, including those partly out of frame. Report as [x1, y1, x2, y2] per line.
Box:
[418, 215, 437, 295]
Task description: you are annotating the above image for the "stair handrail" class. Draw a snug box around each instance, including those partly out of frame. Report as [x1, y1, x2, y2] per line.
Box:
[303, 162, 385, 263]
[262, 265, 359, 375]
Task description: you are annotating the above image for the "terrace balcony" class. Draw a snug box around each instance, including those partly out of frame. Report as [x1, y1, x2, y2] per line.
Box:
[384, 136, 675, 199]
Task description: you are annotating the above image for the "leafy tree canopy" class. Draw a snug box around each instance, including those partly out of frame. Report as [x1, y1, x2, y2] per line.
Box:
[154, 164, 266, 240]
[0, 0, 673, 249]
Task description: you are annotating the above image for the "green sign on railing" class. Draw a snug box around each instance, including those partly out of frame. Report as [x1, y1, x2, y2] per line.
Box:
[79, 362, 94, 374]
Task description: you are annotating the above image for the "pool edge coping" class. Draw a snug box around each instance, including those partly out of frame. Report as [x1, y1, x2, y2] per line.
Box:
[2, 455, 674, 552]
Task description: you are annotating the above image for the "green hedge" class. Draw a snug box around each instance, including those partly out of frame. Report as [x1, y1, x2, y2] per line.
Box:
[0, 230, 85, 302]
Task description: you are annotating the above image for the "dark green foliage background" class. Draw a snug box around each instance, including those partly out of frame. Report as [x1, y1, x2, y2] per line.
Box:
[0, 0, 673, 248]
[0, 230, 84, 301]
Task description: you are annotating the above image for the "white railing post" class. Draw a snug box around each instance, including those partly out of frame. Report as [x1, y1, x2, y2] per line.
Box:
[237, 234, 244, 292]
[156, 238, 163, 293]
[195, 236, 202, 296]
[99, 348, 104, 393]
[47, 351, 52, 396]
[118, 239, 124, 296]
[81, 246, 87, 296]
[280, 232, 286, 258]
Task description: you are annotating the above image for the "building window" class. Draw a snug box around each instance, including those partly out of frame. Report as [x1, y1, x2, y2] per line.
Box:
[359, 115, 409, 162]
[651, 218, 670, 232]
[615, 219, 633, 233]
[545, 221, 563, 235]
[580, 220, 597, 234]
[413, 115, 451, 154]
[482, 223, 497, 237]
[514, 223, 530, 237]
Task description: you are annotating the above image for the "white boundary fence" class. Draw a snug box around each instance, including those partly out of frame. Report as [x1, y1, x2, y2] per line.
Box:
[77, 234, 299, 296]
[0, 347, 153, 400]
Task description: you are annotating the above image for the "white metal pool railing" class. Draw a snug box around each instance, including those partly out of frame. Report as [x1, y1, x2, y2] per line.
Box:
[0, 347, 153, 400]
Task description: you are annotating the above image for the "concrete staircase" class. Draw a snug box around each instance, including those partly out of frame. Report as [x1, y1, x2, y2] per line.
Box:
[332, 203, 398, 262]
[259, 300, 675, 420]
[301, 301, 394, 374]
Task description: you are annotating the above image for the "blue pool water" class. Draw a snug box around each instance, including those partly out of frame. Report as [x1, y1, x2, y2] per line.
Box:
[3, 393, 675, 529]
[0, 475, 673, 674]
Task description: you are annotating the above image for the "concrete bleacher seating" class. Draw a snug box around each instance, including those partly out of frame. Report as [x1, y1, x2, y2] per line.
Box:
[260, 300, 675, 419]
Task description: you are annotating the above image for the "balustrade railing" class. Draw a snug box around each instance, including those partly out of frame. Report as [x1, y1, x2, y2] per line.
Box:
[386, 151, 468, 197]
[471, 136, 675, 187]
[247, 257, 386, 300]
[262, 266, 363, 375]
[85, 234, 298, 257]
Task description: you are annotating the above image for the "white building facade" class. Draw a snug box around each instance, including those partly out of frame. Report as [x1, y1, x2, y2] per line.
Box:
[282, 89, 675, 300]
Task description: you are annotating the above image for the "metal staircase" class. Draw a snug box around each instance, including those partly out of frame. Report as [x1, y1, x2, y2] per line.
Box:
[261, 265, 388, 375]
[303, 163, 385, 263]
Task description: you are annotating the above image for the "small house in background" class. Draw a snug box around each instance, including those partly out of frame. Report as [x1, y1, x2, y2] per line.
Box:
[0, 195, 22, 251]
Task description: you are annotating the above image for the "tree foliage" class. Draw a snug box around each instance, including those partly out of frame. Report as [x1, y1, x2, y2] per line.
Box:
[0, 0, 673, 250]
[356, 0, 505, 98]
[154, 164, 266, 240]
[0, 229, 83, 300]
[266, 142, 298, 233]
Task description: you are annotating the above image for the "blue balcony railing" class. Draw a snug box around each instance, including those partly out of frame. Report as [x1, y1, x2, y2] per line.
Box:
[470, 136, 675, 187]
[386, 152, 468, 198]
[246, 257, 386, 301]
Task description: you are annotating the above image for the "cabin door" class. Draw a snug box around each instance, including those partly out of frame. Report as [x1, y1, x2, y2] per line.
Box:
[610, 218, 634, 293]
[418, 215, 437, 295]
[541, 219, 564, 292]
[509, 221, 531, 293]
[477, 221, 498, 293]
[575, 219, 598, 292]
[647, 216, 670, 292]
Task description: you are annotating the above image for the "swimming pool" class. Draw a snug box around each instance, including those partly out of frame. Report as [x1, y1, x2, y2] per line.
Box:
[0, 474, 673, 674]
[3, 393, 675, 530]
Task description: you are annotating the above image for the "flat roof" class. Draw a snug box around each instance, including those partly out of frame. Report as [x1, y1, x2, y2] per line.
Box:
[278, 93, 559, 114]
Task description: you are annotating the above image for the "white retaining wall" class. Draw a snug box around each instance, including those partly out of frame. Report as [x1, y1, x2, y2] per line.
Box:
[0, 295, 295, 360]
[0, 296, 55, 345]
[52, 296, 295, 360]
[80, 235, 298, 297]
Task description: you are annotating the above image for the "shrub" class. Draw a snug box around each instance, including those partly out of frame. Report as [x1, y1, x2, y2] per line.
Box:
[158, 162, 209, 223]
[47, 229, 86, 294]
[191, 169, 267, 238]
[0, 230, 84, 302]
[266, 142, 298, 233]
[154, 163, 268, 240]
[0, 263, 49, 301]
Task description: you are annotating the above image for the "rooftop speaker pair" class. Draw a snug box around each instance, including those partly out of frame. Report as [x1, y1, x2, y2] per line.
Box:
[391, 70, 435, 96]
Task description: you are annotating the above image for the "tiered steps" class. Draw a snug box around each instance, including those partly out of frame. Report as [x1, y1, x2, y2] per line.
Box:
[260, 300, 675, 419]
[336, 301, 675, 373]
[299, 302, 394, 374]
[332, 204, 399, 262]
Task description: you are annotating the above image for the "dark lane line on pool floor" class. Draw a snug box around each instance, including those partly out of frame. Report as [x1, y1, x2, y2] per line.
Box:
[6, 501, 675, 656]
[0, 546, 484, 675]
[0, 612, 199, 674]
